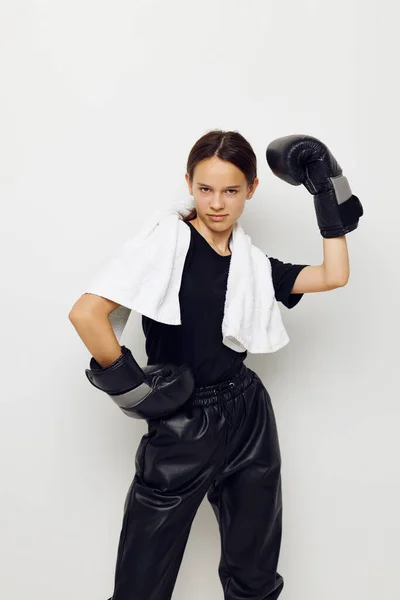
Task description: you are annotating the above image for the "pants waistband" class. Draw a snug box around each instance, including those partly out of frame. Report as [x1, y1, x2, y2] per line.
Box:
[190, 363, 255, 407]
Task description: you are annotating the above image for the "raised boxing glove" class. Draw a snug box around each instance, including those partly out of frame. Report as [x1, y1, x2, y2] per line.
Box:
[85, 345, 194, 419]
[266, 134, 363, 238]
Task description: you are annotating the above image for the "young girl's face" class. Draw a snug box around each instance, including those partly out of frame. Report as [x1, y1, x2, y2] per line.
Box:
[185, 156, 258, 231]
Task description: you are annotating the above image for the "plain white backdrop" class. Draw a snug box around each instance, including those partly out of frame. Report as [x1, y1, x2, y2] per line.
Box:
[1, 1, 399, 598]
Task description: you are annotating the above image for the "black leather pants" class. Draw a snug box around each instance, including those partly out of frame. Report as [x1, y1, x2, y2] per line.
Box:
[108, 364, 284, 600]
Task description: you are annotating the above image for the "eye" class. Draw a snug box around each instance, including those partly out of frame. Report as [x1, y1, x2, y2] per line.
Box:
[198, 187, 237, 194]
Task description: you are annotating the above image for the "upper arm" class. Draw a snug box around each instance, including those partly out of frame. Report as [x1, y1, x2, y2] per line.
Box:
[291, 265, 342, 294]
[268, 256, 309, 309]
[69, 293, 121, 319]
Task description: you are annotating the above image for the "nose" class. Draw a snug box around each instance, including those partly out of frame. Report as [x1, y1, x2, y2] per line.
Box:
[209, 193, 225, 210]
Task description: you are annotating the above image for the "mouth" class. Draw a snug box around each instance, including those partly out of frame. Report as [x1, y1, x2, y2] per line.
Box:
[208, 215, 227, 221]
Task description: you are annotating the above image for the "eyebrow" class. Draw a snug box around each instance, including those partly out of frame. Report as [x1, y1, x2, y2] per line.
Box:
[197, 183, 242, 189]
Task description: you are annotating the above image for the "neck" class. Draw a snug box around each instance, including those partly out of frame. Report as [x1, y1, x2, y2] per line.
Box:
[190, 217, 233, 255]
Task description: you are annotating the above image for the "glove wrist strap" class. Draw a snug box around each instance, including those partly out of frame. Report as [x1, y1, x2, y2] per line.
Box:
[314, 192, 364, 238]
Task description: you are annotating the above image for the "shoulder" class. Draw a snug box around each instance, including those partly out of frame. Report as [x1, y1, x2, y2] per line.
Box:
[266, 255, 309, 309]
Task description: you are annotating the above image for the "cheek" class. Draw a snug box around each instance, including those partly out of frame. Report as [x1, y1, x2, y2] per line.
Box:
[193, 194, 208, 210]
[230, 196, 246, 212]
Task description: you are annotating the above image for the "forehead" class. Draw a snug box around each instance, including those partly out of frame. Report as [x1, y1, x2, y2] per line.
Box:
[193, 157, 246, 185]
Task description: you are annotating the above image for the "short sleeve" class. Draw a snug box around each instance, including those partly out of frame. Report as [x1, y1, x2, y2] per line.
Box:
[267, 256, 309, 309]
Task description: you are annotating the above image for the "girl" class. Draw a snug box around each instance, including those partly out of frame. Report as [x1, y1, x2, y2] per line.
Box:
[70, 130, 355, 600]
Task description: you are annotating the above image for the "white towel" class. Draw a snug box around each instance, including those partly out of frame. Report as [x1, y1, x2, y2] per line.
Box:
[84, 198, 290, 354]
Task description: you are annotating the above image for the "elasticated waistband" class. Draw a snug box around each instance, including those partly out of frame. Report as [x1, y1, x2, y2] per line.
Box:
[190, 363, 255, 407]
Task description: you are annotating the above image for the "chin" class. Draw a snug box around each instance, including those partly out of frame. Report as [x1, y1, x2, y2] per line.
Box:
[207, 221, 232, 231]
[202, 215, 232, 225]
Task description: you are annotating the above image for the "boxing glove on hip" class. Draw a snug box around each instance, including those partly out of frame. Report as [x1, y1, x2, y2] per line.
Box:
[85, 345, 195, 419]
[266, 134, 364, 238]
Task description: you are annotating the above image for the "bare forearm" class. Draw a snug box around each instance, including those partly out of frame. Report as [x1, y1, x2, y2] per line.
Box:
[69, 313, 122, 368]
[322, 235, 350, 286]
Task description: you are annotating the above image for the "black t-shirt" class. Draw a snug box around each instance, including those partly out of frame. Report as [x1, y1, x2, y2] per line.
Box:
[142, 220, 308, 386]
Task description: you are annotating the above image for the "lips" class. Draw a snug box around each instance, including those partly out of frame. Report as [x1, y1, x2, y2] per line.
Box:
[208, 215, 227, 220]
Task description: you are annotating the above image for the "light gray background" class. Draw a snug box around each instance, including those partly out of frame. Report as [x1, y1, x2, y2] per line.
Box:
[1, 1, 398, 599]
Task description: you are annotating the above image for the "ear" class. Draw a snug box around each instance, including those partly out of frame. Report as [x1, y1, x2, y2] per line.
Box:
[246, 177, 259, 200]
[185, 173, 193, 195]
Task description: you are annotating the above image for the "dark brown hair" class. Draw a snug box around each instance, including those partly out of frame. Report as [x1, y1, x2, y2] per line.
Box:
[184, 129, 257, 221]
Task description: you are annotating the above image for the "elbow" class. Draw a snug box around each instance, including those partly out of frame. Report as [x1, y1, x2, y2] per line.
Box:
[326, 265, 350, 289]
[68, 307, 88, 323]
[68, 311, 80, 326]
[338, 270, 350, 287]
[324, 273, 349, 290]
[68, 296, 93, 322]
[330, 275, 349, 289]
[68, 298, 82, 322]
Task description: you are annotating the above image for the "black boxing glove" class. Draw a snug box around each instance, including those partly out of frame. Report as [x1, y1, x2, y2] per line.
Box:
[266, 134, 364, 238]
[85, 345, 194, 419]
